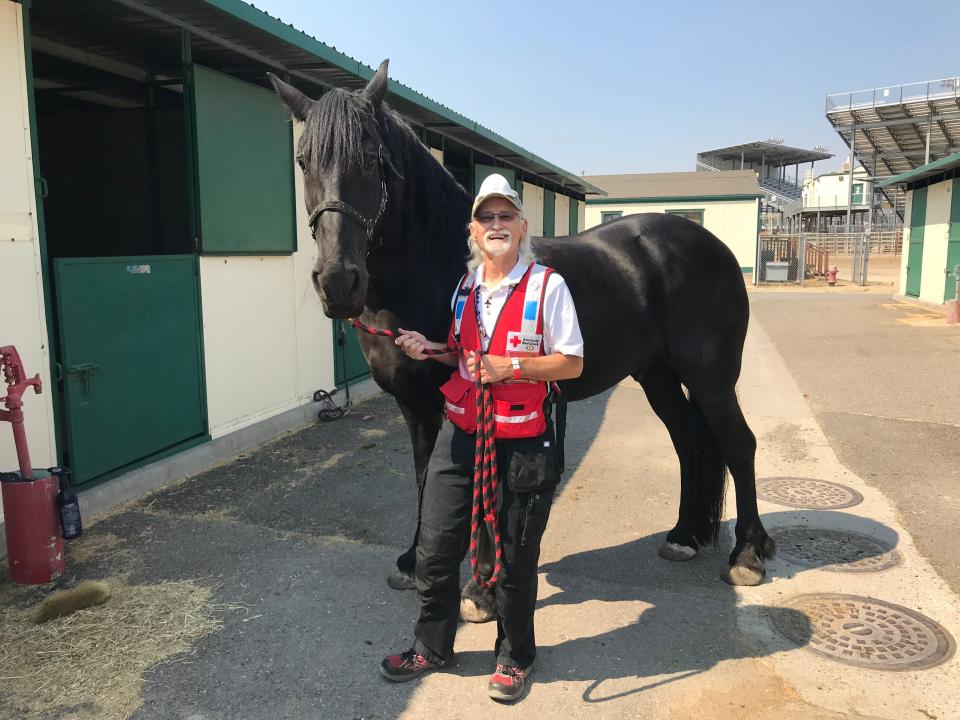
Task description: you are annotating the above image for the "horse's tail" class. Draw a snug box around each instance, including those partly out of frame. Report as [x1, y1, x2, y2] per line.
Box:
[686, 397, 727, 546]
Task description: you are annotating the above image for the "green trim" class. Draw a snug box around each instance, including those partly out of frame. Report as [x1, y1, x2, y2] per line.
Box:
[740, 266, 754, 273]
[200, 0, 603, 196]
[878, 151, 960, 188]
[21, 2, 62, 464]
[587, 194, 762, 204]
[182, 30, 200, 251]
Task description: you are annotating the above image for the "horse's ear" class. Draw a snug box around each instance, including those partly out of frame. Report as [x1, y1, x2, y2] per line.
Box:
[267, 73, 313, 122]
[361, 59, 389, 108]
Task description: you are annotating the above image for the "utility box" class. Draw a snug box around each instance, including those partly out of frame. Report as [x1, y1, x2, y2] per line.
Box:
[765, 261, 789, 282]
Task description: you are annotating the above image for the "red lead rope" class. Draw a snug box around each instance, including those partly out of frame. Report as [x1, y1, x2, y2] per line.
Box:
[470, 351, 503, 589]
[349, 319, 453, 356]
[351, 318, 503, 588]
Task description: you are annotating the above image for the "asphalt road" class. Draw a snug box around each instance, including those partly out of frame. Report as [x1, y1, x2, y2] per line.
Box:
[749, 291, 960, 594]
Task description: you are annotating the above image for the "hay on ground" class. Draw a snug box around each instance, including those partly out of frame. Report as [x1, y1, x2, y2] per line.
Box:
[0, 580, 223, 720]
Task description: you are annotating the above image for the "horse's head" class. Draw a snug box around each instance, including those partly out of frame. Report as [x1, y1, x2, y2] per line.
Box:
[269, 61, 397, 318]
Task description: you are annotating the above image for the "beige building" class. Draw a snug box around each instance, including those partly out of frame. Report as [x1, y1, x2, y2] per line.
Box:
[583, 171, 762, 271]
[878, 152, 960, 305]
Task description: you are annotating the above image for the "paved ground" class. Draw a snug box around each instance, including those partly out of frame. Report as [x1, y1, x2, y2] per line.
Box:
[750, 291, 960, 595]
[1, 283, 959, 719]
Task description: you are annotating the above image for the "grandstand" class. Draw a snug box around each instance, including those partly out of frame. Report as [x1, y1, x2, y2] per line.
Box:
[825, 77, 960, 222]
[696, 140, 832, 229]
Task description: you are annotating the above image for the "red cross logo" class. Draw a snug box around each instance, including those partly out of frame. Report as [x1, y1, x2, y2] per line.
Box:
[509, 335, 522, 348]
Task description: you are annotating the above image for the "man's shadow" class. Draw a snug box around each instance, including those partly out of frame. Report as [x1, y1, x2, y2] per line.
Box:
[453, 510, 899, 702]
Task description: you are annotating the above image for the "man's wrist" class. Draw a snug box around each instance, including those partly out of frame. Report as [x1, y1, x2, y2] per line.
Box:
[511, 357, 521, 381]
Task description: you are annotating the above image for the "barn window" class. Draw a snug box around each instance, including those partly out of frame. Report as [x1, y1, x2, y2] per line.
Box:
[666, 209, 704, 226]
[601, 211, 622, 223]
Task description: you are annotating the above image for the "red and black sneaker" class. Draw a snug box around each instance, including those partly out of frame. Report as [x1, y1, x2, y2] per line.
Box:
[488, 663, 531, 702]
[380, 649, 441, 682]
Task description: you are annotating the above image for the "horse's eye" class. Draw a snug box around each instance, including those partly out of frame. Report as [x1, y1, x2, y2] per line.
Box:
[296, 156, 306, 170]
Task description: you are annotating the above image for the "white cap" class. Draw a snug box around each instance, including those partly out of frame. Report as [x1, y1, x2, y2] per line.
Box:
[471, 173, 522, 217]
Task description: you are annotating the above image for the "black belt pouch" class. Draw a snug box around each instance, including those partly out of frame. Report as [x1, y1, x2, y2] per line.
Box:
[498, 421, 560, 493]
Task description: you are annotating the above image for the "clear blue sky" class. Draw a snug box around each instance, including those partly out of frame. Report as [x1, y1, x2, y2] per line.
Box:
[254, 0, 959, 176]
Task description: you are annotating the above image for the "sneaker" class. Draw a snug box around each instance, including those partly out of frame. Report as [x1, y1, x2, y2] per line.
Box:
[380, 649, 440, 682]
[488, 663, 531, 702]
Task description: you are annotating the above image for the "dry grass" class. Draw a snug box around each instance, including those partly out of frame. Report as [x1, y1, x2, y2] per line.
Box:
[0, 579, 224, 720]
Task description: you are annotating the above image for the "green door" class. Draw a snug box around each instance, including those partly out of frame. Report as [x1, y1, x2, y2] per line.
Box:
[54, 255, 206, 484]
[543, 190, 555, 237]
[906, 186, 926, 297]
[333, 321, 371, 386]
[946, 180, 960, 301]
[568, 198, 578, 235]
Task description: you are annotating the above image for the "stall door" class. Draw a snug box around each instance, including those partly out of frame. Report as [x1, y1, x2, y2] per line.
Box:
[333, 321, 371, 387]
[905, 187, 926, 297]
[55, 255, 206, 484]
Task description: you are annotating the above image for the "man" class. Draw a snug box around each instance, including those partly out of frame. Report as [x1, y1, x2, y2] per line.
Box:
[380, 173, 584, 702]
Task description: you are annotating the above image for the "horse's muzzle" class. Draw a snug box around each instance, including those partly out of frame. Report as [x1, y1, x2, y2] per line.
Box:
[312, 266, 366, 318]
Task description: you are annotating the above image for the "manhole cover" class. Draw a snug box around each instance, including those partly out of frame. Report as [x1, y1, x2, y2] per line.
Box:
[775, 526, 901, 572]
[756, 477, 863, 509]
[769, 593, 956, 671]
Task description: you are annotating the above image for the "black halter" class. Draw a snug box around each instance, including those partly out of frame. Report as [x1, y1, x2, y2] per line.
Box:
[307, 150, 389, 252]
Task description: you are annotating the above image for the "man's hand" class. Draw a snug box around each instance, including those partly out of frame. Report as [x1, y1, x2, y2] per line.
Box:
[395, 329, 458, 367]
[467, 351, 512, 384]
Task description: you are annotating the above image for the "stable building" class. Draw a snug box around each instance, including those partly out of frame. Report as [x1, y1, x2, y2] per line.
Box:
[582, 170, 762, 272]
[0, 0, 601, 491]
[878, 152, 960, 305]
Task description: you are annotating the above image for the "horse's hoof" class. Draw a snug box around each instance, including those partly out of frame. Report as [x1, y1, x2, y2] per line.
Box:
[460, 596, 495, 623]
[386, 570, 416, 591]
[658, 542, 698, 562]
[721, 564, 764, 586]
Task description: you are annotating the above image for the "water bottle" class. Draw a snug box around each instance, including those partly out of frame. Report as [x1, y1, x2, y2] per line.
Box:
[50, 466, 83, 540]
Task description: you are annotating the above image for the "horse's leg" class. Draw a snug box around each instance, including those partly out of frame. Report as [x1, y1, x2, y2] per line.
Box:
[636, 360, 702, 561]
[388, 397, 443, 590]
[689, 385, 775, 585]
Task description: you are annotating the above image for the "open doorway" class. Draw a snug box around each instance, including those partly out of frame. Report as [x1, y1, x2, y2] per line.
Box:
[29, 1, 207, 485]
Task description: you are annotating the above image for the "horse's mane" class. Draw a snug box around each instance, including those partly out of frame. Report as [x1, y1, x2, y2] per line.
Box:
[302, 88, 471, 271]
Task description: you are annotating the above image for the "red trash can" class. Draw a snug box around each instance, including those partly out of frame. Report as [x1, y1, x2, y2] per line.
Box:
[1, 469, 64, 584]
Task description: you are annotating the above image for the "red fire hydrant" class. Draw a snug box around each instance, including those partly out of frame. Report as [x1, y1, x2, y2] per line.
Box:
[826, 266, 838, 286]
[1, 345, 65, 584]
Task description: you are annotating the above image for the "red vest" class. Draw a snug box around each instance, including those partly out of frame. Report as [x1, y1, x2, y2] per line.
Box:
[440, 263, 553, 439]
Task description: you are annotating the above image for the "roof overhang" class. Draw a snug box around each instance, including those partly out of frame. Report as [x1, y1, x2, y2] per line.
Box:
[698, 141, 833, 166]
[76, 0, 604, 196]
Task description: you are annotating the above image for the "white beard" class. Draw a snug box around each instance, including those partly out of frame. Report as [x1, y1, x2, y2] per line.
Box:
[481, 234, 514, 258]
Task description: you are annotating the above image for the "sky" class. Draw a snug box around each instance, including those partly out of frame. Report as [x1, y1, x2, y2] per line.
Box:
[253, 0, 960, 177]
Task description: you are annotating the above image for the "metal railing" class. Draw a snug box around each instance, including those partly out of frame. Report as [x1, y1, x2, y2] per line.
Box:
[826, 77, 960, 113]
[760, 230, 901, 256]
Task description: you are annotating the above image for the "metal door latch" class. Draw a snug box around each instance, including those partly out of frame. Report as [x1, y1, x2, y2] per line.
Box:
[68, 363, 101, 396]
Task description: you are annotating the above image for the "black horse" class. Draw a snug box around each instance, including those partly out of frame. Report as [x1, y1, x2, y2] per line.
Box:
[269, 61, 774, 618]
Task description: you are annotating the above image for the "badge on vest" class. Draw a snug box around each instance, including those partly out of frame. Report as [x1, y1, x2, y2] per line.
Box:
[506, 331, 542, 354]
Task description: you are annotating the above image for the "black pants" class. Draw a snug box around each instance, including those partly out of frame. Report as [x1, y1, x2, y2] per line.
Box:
[412, 421, 556, 669]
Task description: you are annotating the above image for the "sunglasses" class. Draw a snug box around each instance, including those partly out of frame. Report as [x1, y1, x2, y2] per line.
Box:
[475, 211, 522, 225]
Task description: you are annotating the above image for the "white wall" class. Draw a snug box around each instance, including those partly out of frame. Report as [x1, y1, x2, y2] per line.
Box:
[584, 198, 759, 270]
[199, 122, 334, 437]
[0, 3, 57, 473]
[554, 194, 569, 236]
[522, 182, 544, 237]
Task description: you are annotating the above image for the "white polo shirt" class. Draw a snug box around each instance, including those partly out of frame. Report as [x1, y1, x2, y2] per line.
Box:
[450, 258, 584, 380]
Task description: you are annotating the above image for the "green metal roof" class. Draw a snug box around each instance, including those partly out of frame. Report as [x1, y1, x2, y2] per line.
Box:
[877, 151, 960, 188]
[194, 0, 605, 196]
